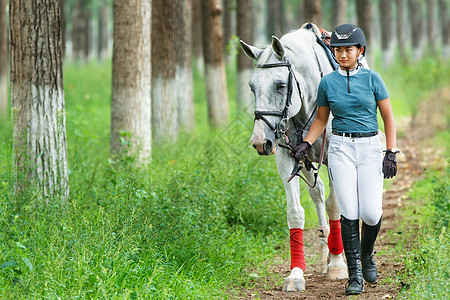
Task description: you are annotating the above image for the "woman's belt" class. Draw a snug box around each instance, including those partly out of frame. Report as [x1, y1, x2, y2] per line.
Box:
[332, 131, 378, 138]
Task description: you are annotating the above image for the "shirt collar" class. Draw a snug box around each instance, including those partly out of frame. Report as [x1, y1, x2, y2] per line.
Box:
[338, 65, 360, 76]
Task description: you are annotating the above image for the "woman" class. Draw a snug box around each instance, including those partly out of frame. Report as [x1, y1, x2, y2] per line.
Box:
[293, 24, 398, 295]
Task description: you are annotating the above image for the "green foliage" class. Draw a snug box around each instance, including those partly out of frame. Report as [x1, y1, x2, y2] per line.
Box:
[397, 137, 449, 299]
[378, 58, 450, 118]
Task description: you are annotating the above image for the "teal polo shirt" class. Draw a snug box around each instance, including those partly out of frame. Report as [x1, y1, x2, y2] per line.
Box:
[317, 67, 390, 133]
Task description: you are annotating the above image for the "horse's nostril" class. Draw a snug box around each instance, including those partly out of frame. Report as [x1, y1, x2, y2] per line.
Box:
[252, 144, 257, 149]
[264, 139, 273, 153]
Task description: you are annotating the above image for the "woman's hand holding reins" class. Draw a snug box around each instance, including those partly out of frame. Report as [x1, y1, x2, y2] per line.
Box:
[382, 150, 398, 179]
[291, 141, 312, 162]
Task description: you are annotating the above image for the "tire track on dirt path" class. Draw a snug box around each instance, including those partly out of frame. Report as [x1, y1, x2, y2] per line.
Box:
[237, 88, 449, 299]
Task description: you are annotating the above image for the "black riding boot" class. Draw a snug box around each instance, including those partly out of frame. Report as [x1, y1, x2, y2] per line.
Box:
[341, 215, 364, 295]
[361, 217, 382, 284]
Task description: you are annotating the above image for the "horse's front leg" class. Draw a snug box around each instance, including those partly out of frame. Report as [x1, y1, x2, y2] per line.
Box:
[275, 148, 306, 292]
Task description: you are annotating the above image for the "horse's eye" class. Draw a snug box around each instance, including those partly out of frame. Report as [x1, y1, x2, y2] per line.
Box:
[277, 83, 286, 90]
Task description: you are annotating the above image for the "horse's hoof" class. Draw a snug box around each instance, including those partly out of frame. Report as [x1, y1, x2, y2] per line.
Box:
[327, 265, 348, 279]
[282, 278, 306, 292]
[327, 253, 348, 280]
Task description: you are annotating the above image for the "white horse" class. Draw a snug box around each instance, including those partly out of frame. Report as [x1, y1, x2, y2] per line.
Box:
[240, 26, 348, 292]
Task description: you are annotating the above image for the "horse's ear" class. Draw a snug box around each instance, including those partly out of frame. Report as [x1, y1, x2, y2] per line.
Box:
[239, 40, 263, 60]
[271, 36, 285, 59]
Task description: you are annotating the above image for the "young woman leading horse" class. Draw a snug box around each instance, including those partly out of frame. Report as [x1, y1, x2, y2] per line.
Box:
[294, 24, 399, 295]
[240, 25, 349, 292]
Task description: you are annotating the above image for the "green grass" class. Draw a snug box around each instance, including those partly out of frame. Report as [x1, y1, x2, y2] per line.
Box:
[0, 55, 448, 298]
[377, 56, 450, 119]
[395, 130, 449, 299]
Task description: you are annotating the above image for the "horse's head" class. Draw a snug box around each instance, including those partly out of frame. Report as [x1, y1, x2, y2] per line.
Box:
[240, 35, 305, 156]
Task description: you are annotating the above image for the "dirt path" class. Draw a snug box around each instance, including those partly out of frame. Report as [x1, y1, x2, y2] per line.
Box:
[237, 88, 449, 299]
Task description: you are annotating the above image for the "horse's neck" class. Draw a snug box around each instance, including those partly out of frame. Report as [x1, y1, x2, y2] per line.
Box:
[290, 40, 333, 131]
[292, 70, 320, 130]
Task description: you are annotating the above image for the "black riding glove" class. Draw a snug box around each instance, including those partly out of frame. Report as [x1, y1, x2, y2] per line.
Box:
[292, 141, 312, 162]
[382, 150, 398, 179]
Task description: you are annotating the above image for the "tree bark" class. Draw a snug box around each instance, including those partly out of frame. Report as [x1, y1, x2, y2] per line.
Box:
[152, 0, 179, 140]
[71, 0, 84, 62]
[396, 0, 407, 60]
[223, 0, 234, 57]
[410, 0, 424, 60]
[82, 2, 91, 63]
[176, 0, 195, 132]
[332, 0, 347, 28]
[0, 0, 7, 118]
[379, 0, 393, 67]
[237, 0, 253, 114]
[192, 0, 203, 70]
[60, 0, 66, 57]
[426, 0, 436, 54]
[439, 0, 449, 58]
[111, 0, 152, 163]
[356, 0, 374, 65]
[10, 0, 69, 201]
[98, 0, 109, 62]
[304, 0, 322, 27]
[266, 0, 285, 39]
[253, 0, 266, 45]
[202, 0, 229, 128]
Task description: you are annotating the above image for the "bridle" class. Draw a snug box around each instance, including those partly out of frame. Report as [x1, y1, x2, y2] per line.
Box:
[254, 62, 302, 140]
[253, 42, 328, 188]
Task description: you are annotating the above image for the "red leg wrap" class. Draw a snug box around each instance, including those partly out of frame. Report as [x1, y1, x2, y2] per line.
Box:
[290, 228, 306, 271]
[328, 219, 344, 255]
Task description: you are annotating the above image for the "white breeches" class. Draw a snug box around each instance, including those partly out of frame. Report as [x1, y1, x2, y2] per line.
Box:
[327, 134, 383, 226]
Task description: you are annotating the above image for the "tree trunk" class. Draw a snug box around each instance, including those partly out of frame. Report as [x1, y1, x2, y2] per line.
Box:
[0, 0, 7, 119]
[410, 0, 424, 60]
[304, 0, 322, 27]
[379, 0, 393, 67]
[202, 0, 229, 128]
[253, 0, 266, 45]
[396, 0, 407, 61]
[356, 0, 374, 66]
[439, 0, 449, 58]
[332, 0, 347, 28]
[152, 0, 179, 140]
[98, 0, 109, 62]
[111, 0, 152, 163]
[176, 0, 195, 132]
[10, 0, 69, 201]
[60, 0, 66, 57]
[294, 2, 304, 32]
[223, 0, 235, 58]
[237, 0, 253, 114]
[82, 3, 91, 63]
[71, 0, 83, 62]
[192, 0, 203, 70]
[267, 0, 284, 39]
[426, 0, 436, 54]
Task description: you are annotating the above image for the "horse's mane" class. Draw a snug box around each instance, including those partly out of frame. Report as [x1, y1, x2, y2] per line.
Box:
[257, 29, 317, 68]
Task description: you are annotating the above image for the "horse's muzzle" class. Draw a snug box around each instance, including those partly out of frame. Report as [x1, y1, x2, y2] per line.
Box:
[253, 139, 276, 155]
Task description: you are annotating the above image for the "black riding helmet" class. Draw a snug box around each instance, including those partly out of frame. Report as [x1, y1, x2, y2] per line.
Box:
[330, 24, 366, 56]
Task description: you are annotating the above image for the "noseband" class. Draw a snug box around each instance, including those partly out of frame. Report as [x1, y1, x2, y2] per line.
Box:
[254, 62, 303, 139]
